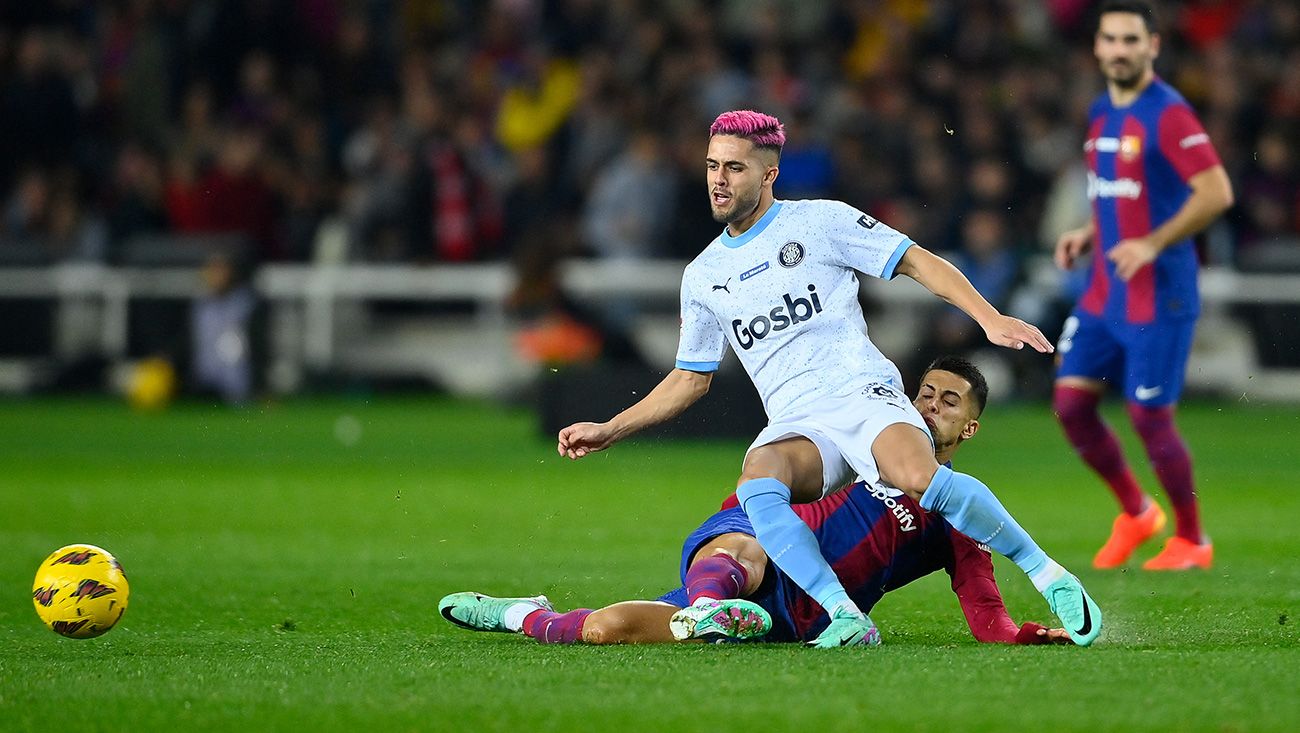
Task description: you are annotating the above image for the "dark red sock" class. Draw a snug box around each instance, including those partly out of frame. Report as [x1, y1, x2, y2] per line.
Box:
[685, 554, 748, 604]
[522, 609, 593, 644]
[1053, 386, 1145, 515]
[1128, 402, 1202, 542]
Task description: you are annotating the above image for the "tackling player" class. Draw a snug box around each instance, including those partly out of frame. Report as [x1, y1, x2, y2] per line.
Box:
[557, 109, 1102, 646]
[1053, 1, 1232, 570]
[443, 358, 1071, 646]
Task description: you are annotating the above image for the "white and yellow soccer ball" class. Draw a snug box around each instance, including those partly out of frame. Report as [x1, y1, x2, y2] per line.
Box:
[32, 544, 130, 639]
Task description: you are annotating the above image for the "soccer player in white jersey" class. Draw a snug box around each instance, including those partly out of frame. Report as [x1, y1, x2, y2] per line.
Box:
[558, 110, 1102, 647]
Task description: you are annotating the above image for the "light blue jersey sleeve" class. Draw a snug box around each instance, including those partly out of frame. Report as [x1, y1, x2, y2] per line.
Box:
[819, 200, 914, 280]
[675, 266, 727, 372]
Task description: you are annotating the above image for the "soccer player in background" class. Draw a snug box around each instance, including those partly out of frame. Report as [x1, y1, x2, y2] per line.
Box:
[1053, 0, 1233, 571]
[443, 358, 1072, 647]
[557, 110, 1103, 647]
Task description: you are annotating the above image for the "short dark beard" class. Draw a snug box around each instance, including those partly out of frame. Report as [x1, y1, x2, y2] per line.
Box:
[712, 185, 761, 225]
[1108, 69, 1143, 89]
[1103, 59, 1148, 89]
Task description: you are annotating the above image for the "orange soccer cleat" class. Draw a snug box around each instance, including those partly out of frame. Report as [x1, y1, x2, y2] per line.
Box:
[1093, 501, 1167, 569]
[1142, 536, 1213, 570]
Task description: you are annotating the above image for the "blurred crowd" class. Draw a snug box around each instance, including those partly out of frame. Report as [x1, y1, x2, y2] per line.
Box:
[1, 0, 1297, 276]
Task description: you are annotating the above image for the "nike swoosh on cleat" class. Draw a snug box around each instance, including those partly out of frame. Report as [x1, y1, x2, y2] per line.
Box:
[440, 603, 474, 630]
[1073, 591, 1092, 637]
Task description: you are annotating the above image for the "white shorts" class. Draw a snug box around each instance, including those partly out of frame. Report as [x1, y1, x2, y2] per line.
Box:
[746, 380, 932, 498]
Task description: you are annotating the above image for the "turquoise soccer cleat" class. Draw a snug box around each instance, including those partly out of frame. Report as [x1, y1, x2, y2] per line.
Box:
[807, 607, 882, 648]
[1043, 575, 1103, 646]
[668, 599, 772, 641]
[437, 591, 552, 633]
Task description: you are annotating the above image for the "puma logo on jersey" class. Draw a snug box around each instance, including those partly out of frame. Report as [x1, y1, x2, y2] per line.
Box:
[731, 285, 823, 350]
[712, 278, 731, 293]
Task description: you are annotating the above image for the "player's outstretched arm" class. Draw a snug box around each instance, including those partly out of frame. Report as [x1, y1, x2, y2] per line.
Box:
[557, 368, 713, 459]
[946, 531, 1071, 645]
[895, 245, 1053, 354]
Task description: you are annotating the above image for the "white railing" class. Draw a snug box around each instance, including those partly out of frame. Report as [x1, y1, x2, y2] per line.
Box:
[0, 260, 1296, 398]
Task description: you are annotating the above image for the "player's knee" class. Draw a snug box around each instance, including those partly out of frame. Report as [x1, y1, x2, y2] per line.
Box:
[580, 611, 625, 645]
[893, 464, 938, 495]
[1053, 385, 1098, 427]
[1126, 402, 1171, 434]
[739, 445, 789, 484]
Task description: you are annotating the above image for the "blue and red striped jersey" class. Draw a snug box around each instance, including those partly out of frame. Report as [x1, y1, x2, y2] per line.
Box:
[720, 483, 1034, 643]
[1082, 77, 1221, 323]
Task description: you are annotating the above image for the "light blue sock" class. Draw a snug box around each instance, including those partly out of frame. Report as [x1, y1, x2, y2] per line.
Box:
[736, 477, 857, 615]
[919, 466, 1063, 590]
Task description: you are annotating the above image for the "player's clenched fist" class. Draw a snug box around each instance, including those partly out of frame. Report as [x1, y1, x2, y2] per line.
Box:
[557, 422, 616, 459]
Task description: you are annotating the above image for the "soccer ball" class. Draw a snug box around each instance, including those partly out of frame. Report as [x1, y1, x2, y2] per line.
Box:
[32, 544, 130, 639]
[126, 357, 176, 411]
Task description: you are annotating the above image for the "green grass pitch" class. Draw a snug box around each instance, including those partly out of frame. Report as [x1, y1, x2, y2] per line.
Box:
[1, 396, 1297, 731]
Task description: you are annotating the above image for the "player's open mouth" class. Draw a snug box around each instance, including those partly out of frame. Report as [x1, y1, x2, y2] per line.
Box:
[712, 191, 731, 205]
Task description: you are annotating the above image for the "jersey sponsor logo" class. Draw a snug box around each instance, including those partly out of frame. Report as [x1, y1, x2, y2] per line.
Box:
[1085, 136, 1122, 153]
[1179, 132, 1210, 149]
[1120, 135, 1142, 162]
[857, 214, 878, 229]
[739, 261, 770, 282]
[1134, 384, 1163, 401]
[778, 241, 805, 268]
[1087, 171, 1143, 200]
[868, 485, 917, 532]
[731, 284, 823, 350]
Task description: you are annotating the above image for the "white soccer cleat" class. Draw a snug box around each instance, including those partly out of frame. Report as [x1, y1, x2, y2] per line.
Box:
[438, 592, 552, 633]
[669, 599, 772, 641]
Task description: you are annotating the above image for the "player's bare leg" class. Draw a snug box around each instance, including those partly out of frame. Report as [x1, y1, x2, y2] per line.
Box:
[583, 602, 681, 644]
[874, 423, 1103, 646]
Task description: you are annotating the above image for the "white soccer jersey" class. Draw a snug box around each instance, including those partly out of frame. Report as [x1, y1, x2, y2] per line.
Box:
[676, 199, 913, 421]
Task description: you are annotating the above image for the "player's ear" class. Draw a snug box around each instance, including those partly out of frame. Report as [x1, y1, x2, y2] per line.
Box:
[764, 163, 779, 187]
[1150, 32, 1160, 60]
[960, 419, 979, 441]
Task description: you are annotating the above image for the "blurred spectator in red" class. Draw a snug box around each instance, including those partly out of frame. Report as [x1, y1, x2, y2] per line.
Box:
[165, 128, 279, 260]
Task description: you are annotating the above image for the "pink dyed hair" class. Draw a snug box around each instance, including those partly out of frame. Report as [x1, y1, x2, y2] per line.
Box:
[709, 110, 786, 152]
